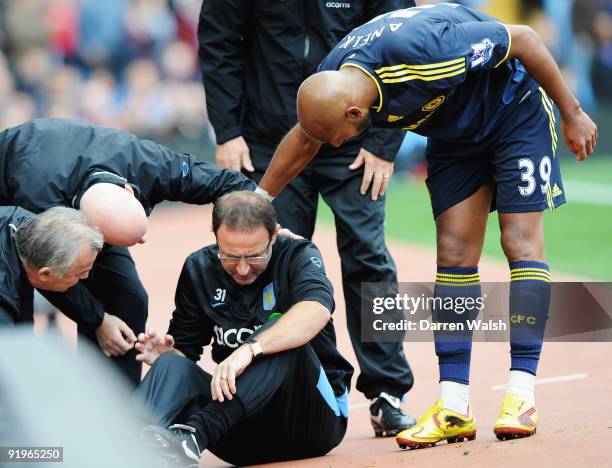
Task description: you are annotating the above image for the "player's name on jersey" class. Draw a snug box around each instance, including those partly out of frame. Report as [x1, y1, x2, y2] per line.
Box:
[372, 319, 507, 332]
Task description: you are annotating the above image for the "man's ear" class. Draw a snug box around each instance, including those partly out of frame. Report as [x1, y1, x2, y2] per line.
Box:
[124, 184, 135, 196]
[36, 267, 53, 284]
[347, 106, 363, 121]
[271, 224, 281, 244]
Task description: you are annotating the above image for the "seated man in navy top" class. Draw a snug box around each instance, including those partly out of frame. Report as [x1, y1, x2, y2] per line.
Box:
[135, 191, 353, 467]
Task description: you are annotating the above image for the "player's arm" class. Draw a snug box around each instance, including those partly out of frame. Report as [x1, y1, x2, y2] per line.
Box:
[252, 301, 331, 354]
[505, 24, 597, 160]
[257, 124, 321, 198]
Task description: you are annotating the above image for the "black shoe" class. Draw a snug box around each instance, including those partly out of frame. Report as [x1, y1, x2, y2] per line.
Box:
[370, 392, 417, 437]
[142, 423, 201, 467]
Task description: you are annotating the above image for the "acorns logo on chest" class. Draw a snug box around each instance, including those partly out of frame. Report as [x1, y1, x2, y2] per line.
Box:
[213, 324, 262, 348]
[326, 2, 351, 8]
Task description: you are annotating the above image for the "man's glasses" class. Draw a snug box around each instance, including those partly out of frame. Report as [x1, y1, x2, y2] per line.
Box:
[217, 240, 271, 266]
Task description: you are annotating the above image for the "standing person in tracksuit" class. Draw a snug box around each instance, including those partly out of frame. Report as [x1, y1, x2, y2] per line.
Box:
[136, 191, 353, 467]
[0, 118, 257, 385]
[199, 0, 416, 436]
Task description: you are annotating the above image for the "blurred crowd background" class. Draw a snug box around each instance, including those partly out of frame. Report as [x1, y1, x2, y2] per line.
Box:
[0, 0, 610, 163]
[0, 0, 209, 153]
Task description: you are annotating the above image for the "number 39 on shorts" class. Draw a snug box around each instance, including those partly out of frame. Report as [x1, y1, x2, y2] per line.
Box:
[518, 156, 552, 196]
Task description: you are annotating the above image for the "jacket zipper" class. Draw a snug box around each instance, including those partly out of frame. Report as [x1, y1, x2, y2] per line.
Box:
[303, 0, 310, 64]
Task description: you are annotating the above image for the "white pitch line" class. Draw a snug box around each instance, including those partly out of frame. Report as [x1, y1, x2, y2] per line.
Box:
[564, 180, 612, 206]
[490, 372, 588, 391]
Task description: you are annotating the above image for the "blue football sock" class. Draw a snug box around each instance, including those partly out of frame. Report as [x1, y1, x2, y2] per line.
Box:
[434, 266, 481, 385]
[509, 261, 551, 375]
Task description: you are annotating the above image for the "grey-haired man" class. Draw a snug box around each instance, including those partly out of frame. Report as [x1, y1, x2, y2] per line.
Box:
[0, 206, 107, 330]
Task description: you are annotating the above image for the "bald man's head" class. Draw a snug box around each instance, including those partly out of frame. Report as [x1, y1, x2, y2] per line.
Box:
[79, 183, 148, 247]
[297, 70, 372, 146]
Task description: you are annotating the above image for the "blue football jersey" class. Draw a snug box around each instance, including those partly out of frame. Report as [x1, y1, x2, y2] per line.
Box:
[318, 3, 538, 143]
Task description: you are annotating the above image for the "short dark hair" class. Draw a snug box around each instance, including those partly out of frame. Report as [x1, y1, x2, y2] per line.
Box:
[212, 191, 276, 237]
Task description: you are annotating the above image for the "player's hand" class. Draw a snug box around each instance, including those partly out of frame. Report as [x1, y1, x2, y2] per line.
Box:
[95, 313, 137, 357]
[561, 109, 598, 161]
[211, 344, 253, 403]
[215, 136, 254, 172]
[349, 148, 394, 201]
[135, 328, 176, 366]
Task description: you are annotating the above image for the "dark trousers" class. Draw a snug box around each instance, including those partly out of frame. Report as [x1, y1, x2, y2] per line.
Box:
[248, 142, 413, 399]
[135, 346, 347, 466]
[43, 245, 147, 386]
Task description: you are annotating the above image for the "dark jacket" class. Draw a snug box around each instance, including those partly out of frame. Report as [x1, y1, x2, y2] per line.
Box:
[0, 206, 113, 330]
[0, 118, 257, 330]
[169, 236, 354, 396]
[199, 0, 415, 161]
[0, 118, 256, 213]
[0, 207, 35, 324]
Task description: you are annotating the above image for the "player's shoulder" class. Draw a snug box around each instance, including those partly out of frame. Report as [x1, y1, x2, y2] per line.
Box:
[326, 7, 441, 67]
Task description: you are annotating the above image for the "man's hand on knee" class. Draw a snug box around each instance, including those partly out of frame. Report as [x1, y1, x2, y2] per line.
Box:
[95, 312, 137, 357]
[211, 345, 254, 403]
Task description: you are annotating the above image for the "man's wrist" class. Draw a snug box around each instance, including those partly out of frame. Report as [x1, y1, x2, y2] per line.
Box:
[559, 100, 582, 121]
[246, 338, 264, 359]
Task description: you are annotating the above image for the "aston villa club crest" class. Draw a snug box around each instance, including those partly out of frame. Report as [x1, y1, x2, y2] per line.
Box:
[263, 282, 276, 311]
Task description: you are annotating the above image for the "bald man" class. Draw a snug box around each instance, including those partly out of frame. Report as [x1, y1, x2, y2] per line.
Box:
[0, 118, 256, 384]
[258, 3, 597, 447]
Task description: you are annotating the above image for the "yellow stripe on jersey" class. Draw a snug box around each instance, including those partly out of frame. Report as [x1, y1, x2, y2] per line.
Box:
[377, 61, 465, 80]
[340, 63, 383, 112]
[381, 67, 466, 84]
[375, 57, 465, 73]
[494, 22, 512, 68]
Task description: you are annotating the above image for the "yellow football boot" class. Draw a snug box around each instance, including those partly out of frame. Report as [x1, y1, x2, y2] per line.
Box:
[396, 400, 476, 449]
[494, 393, 538, 440]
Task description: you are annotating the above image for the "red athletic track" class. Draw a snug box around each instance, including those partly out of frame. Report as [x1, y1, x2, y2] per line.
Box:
[45, 204, 612, 468]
